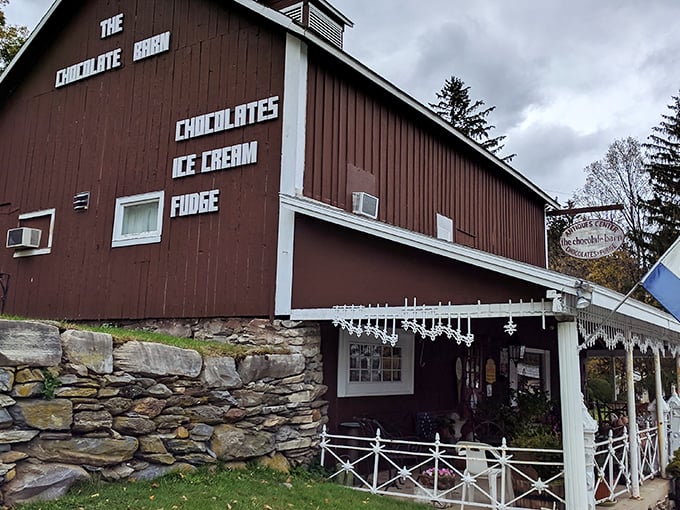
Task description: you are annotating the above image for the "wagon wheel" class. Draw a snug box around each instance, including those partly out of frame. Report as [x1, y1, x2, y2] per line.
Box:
[472, 420, 506, 445]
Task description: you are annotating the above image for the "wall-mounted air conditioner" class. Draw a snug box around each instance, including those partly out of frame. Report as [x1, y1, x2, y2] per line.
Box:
[6, 227, 41, 249]
[352, 192, 379, 219]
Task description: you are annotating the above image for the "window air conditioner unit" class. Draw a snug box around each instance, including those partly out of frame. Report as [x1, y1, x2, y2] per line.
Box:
[352, 192, 379, 219]
[6, 227, 41, 249]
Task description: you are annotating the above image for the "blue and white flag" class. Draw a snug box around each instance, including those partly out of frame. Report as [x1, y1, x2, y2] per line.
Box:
[642, 236, 680, 322]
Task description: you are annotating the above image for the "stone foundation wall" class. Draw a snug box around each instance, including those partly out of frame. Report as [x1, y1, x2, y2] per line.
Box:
[0, 319, 327, 506]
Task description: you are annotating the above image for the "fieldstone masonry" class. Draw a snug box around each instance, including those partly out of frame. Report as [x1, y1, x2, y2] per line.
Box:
[0, 318, 327, 506]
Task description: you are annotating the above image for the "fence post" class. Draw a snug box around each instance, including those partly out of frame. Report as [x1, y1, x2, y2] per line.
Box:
[320, 424, 327, 467]
[668, 386, 680, 461]
[371, 429, 381, 493]
[583, 398, 598, 510]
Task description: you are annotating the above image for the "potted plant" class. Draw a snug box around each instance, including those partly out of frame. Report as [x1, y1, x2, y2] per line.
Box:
[667, 448, 680, 507]
[508, 391, 564, 509]
[417, 467, 457, 491]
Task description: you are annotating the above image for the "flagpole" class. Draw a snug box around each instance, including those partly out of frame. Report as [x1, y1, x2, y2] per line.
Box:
[586, 281, 641, 337]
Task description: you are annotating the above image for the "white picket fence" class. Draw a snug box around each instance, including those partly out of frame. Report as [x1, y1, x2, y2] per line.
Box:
[320, 421, 662, 509]
[593, 419, 660, 505]
[319, 426, 565, 509]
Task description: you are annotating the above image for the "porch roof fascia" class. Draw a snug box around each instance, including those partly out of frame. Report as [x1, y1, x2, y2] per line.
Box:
[281, 194, 680, 337]
[290, 300, 553, 321]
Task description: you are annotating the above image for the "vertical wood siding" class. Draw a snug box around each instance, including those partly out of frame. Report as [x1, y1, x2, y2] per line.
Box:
[304, 51, 547, 266]
[0, 0, 285, 320]
[292, 216, 546, 310]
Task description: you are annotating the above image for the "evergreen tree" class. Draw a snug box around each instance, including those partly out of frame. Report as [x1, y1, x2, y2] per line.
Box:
[0, 0, 28, 71]
[642, 91, 680, 262]
[430, 75, 514, 162]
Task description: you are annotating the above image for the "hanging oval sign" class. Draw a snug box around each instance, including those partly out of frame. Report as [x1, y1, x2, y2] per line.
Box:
[559, 219, 625, 260]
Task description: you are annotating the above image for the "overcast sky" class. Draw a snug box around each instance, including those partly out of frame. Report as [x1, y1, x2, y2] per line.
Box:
[6, 0, 680, 204]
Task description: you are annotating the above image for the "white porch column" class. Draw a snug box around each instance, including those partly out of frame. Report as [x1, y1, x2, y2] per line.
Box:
[557, 319, 589, 509]
[626, 345, 641, 497]
[654, 349, 669, 476]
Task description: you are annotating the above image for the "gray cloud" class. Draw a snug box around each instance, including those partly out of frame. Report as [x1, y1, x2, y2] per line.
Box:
[337, 0, 680, 204]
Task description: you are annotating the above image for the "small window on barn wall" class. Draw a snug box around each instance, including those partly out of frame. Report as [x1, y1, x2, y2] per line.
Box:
[111, 191, 164, 248]
[337, 329, 414, 397]
[436, 213, 454, 242]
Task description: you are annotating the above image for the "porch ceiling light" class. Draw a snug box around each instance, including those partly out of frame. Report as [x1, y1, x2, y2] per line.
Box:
[575, 280, 593, 309]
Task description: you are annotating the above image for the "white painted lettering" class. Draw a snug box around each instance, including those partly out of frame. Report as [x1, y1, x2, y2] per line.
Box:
[170, 189, 220, 218]
[54, 48, 122, 88]
[170, 196, 182, 218]
[224, 108, 234, 130]
[174, 96, 279, 141]
[246, 101, 258, 124]
[241, 141, 257, 164]
[213, 110, 224, 131]
[233, 105, 246, 127]
[100, 13, 124, 39]
[172, 154, 197, 179]
[231, 144, 241, 166]
[133, 31, 171, 62]
[205, 113, 215, 134]
[256, 98, 269, 122]
[194, 115, 205, 137]
[199, 141, 258, 174]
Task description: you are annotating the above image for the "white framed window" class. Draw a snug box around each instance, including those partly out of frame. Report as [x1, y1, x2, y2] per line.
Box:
[338, 329, 414, 397]
[13, 208, 56, 258]
[436, 213, 453, 242]
[510, 347, 551, 397]
[112, 191, 164, 248]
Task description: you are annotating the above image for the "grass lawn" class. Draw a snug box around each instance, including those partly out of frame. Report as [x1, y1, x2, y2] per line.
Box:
[18, 465, 427, 510]
[0, 316, 286, 359]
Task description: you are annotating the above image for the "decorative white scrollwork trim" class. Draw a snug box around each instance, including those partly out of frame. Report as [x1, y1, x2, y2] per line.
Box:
[577, 307, 676, 353]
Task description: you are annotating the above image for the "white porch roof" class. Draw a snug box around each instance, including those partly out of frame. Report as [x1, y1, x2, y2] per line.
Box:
[282, 194, 680, 352]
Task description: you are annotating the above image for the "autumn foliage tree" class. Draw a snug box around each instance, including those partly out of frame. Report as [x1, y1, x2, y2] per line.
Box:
[0, 0, 28, 71]
[571, 137, 650, 277]
[547, 138, 651, 297]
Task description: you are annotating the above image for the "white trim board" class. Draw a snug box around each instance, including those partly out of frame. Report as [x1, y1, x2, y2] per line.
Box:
[13, 208, 56, 258]
[275, 34, 309, 316]
[291, 300, 553, 321]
